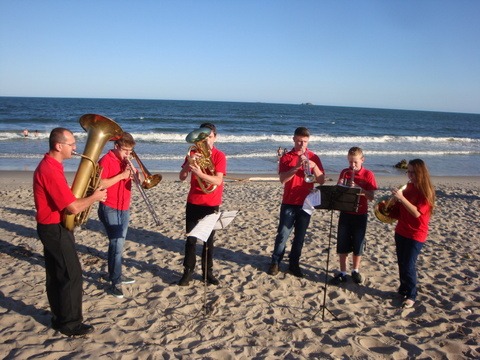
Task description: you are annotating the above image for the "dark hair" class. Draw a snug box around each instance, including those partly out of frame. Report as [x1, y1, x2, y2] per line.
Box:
[49, 127, 71, 150]
[200, 122, 217, 136]
[115, 132, 136, 148]
[294, 127, 310, 137]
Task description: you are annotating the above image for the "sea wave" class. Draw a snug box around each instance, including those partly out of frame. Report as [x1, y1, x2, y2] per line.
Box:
[1, 131, 478, 144]
[1, 149, 478, 161]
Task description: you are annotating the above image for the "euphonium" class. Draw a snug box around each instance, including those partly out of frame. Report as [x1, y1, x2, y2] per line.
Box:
[185, 127, 217, 193]
[373, 184, 407, 224]
[62, 114, 123, 231]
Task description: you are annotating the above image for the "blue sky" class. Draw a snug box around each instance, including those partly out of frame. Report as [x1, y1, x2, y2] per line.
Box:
[1, 1, 479, 113]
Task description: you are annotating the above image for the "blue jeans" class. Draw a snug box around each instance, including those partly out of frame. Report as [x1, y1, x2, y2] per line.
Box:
[395, 233, 424, 301]
[271, 204, 311, 267]
[98, 203, 130, 286]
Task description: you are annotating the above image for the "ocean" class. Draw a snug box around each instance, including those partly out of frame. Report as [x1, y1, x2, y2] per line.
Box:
[0, 96, 479, 177]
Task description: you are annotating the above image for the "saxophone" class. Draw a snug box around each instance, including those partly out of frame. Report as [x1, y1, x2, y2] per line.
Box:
[62, 114, 123, 231]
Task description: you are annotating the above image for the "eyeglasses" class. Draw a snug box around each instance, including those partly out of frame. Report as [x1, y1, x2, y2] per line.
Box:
[60, 142, 76, 147]
[120, 147, 134, 152]
[406, 171, 415, 175]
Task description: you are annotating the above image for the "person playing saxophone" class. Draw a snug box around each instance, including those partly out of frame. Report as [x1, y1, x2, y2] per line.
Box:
[97, 132, 142, 298]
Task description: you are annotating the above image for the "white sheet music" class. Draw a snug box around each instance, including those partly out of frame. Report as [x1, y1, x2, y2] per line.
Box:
[302, 189, 321, 215]
[213, 210, 238, 230]
[188, 211, 238, 242]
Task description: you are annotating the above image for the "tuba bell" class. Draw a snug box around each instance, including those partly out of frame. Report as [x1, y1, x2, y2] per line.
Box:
[373, 184, 407, 224]
[62, 114, 124, 231]
[185, 127, 217, 193]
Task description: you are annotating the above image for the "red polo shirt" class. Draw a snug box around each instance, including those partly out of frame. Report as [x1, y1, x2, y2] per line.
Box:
[184, 147, 227, 207]
[98, 150, 132, 211]
[280, 148, 324, 206]
[33, 153, 76, 224]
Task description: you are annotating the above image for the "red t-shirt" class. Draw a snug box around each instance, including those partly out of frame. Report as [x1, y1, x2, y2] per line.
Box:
[185, 147, 227, 206]
[279, 148, 324, 205]
[98, 150, 132, 211]
[394, 182, 432, 243]
[33, 153, 76, 224]
[338, 167, 377, 214]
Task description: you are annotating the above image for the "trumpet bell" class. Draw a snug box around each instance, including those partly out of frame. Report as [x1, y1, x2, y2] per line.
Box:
[305, 174, 316, 183]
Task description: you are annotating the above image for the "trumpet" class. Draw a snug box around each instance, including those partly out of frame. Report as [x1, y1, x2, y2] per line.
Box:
[373, 184, 407, 224]
[126, 153, 161, 226]
[303, 153, 316, 183]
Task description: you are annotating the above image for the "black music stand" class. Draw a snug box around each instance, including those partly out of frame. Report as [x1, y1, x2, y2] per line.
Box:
[312, 184, 361, 321]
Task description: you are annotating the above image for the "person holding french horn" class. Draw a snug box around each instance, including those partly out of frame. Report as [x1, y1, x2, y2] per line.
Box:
[97, 132, 141, 299]
[178, 123, 227, 286]
[382, 159, 435, 308]
[267, 127, 325, 278]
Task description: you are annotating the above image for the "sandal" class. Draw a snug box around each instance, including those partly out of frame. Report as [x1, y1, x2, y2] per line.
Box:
[402, 299, 415, 309]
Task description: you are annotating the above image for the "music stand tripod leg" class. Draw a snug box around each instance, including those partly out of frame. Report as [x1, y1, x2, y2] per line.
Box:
[311, 209, 339, 321]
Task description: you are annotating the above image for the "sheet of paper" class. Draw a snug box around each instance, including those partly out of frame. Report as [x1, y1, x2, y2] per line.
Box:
[302, 189, 321, 215]
[213, 210, 238, 230]
[187, 212, 221, 242]
[187, 210, 239, 242]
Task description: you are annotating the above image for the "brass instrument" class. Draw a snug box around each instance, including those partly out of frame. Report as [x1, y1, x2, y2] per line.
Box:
[373, 184, 407, 224]
[303, 152, 315, 183]
[131, 150, 162, 189]
[63, 114, 123, 231]
[125, 155, 161, 226]
[185, 127, 217, 193]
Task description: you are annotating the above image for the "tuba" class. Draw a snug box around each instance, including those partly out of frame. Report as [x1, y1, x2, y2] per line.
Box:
[62, 114, 124, 231]
[373, 184, 407, 224]
[185, 127, 217, 193]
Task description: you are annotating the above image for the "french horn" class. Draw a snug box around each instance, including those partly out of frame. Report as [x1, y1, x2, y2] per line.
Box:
[62, 114, 123, 231]
[373, 184, 407, 224]
[185, 127, 217, 194]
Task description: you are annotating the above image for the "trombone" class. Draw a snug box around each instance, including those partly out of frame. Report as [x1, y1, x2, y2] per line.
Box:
[126, 152, 162, 226]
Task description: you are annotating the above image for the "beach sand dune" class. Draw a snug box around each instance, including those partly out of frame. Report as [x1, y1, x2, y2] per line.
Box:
[0, 173, 479, 359]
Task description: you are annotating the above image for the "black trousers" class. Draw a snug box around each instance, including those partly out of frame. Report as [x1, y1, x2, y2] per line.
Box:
[37, 223, 83, 330]
[183, 203, 219, 272]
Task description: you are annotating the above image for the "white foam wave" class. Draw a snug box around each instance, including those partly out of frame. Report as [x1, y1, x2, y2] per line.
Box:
[1, 131, 477, 144]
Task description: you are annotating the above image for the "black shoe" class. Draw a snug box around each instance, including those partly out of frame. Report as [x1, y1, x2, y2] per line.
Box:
[204, 274, 219, 286]
[57, 323, 94, 337]
[267, 263, 279, 276]
[178, 268, 193, 286]
[329, 273, 347, 285]
[351, 271, 363, 284]
[288, 265, 303, 278]
[110, 284, 124, 298]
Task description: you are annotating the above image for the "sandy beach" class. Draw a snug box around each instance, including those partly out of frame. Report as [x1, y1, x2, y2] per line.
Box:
[0, 171, 478, 359]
